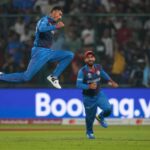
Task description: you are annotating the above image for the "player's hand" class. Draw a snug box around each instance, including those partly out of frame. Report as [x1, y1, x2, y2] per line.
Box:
[56, 21, 65, 29]
[108, 80, 119, 88]
[89, 83, 97, 89]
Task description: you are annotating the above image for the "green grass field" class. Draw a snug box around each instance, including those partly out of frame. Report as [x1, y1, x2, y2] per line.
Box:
[0, 125, 150, 150]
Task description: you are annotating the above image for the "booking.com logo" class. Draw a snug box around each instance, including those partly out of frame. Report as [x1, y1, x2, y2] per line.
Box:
[35, 92, 150, 118]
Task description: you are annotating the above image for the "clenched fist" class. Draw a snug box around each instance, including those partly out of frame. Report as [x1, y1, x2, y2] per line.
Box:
[108, 80, 119, 88]
[89, 83, 97, 89]
[56, 21, 65, 29]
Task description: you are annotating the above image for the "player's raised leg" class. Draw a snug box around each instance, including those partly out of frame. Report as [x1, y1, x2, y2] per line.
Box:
[96, 91, 112, 128]
[0, 47, 52, 82]
[47, 50, 74, 89]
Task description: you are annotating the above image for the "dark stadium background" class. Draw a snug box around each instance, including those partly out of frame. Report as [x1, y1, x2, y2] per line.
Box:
[0, 0, 150, 88]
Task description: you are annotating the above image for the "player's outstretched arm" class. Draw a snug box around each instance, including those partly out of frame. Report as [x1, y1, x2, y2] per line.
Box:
[108, 80, 119, 88]
[38, 19, 64, 32]
[100, 68, 118, 88]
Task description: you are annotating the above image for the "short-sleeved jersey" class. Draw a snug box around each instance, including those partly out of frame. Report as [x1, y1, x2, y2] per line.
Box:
[76, 64, 111, 96]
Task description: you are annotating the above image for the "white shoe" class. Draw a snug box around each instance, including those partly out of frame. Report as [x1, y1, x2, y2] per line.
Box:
[47, 75, 61, 89]
[0, 72, 3, 75]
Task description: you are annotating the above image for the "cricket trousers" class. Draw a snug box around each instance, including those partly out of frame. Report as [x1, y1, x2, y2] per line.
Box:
[83, 91, 112, 134]
[0, 47, 74, 82]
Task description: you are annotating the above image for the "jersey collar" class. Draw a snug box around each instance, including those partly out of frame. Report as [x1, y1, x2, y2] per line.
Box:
[85, 64, 96, 73]
[47, 16, 56, 24]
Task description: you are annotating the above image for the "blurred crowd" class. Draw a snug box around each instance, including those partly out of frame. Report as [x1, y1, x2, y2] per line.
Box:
[0, 0, 150, 87]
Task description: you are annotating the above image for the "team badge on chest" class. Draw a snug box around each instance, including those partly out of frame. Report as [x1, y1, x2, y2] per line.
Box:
[51, 31, 55, 34]
[87, 73, 92, 78]
[96, 70, 100, 75]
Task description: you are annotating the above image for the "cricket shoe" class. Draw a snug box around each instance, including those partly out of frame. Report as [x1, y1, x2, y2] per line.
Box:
[96, 115, 108, 128]
[47, 75, 61, 89]
[86, 133, 95, 139]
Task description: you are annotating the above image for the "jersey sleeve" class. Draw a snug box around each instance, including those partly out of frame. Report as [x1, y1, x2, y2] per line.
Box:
[100, 69, 111, 81]
[76, 69, 89, 90]
[38, 18, 56, 32]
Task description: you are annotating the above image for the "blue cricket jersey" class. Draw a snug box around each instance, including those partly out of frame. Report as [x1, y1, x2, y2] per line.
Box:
[76, 64, 111, 96]
[34, 16, 57, 48]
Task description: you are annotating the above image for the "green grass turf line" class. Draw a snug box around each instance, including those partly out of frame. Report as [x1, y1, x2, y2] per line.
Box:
[0, 125, 149, 150]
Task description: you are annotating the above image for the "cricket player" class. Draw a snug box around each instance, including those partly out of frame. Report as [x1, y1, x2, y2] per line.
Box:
[0, 6, 74, 89]
[76, 50, 118, 139]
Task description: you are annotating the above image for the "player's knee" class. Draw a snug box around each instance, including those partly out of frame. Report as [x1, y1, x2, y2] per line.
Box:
[104, 106, 112, 117]
[23, 74, 32, 82]
[23, 77, 31, 82]
[67, 51, 74, 60]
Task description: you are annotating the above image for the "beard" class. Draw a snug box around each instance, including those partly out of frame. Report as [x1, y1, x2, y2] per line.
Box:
[87, 61, 94, 67]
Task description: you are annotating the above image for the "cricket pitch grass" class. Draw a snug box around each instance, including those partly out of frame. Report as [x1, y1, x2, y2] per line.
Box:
[0, 125, 149, 150]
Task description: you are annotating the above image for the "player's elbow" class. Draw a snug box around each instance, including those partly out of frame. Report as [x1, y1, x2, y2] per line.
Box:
[69, 52, 74, 59]
[67, 51, 74, 60]
[76, 82, 85, 89]
[76, 82, 79, 88]
[103, 106, 112, 117]
[23, 77, 31, 82]
[76, 82, 80, 88]
[38, 24, 48, 32]
[38, 26, 45, 32]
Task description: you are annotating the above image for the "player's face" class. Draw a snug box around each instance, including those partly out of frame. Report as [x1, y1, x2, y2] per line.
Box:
[84, 54, 95, 66]
[51, 10, 63, 21]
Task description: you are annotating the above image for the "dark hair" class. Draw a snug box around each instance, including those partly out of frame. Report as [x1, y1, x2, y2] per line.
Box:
[51, 6, 62, 13]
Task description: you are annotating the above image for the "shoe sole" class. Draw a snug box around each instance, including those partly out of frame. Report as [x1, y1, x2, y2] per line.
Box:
[87, 135, 95, 139]
[96, 116, 100, 122]
[47, 76, 61, 89]
[96, 116, 108, 128]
